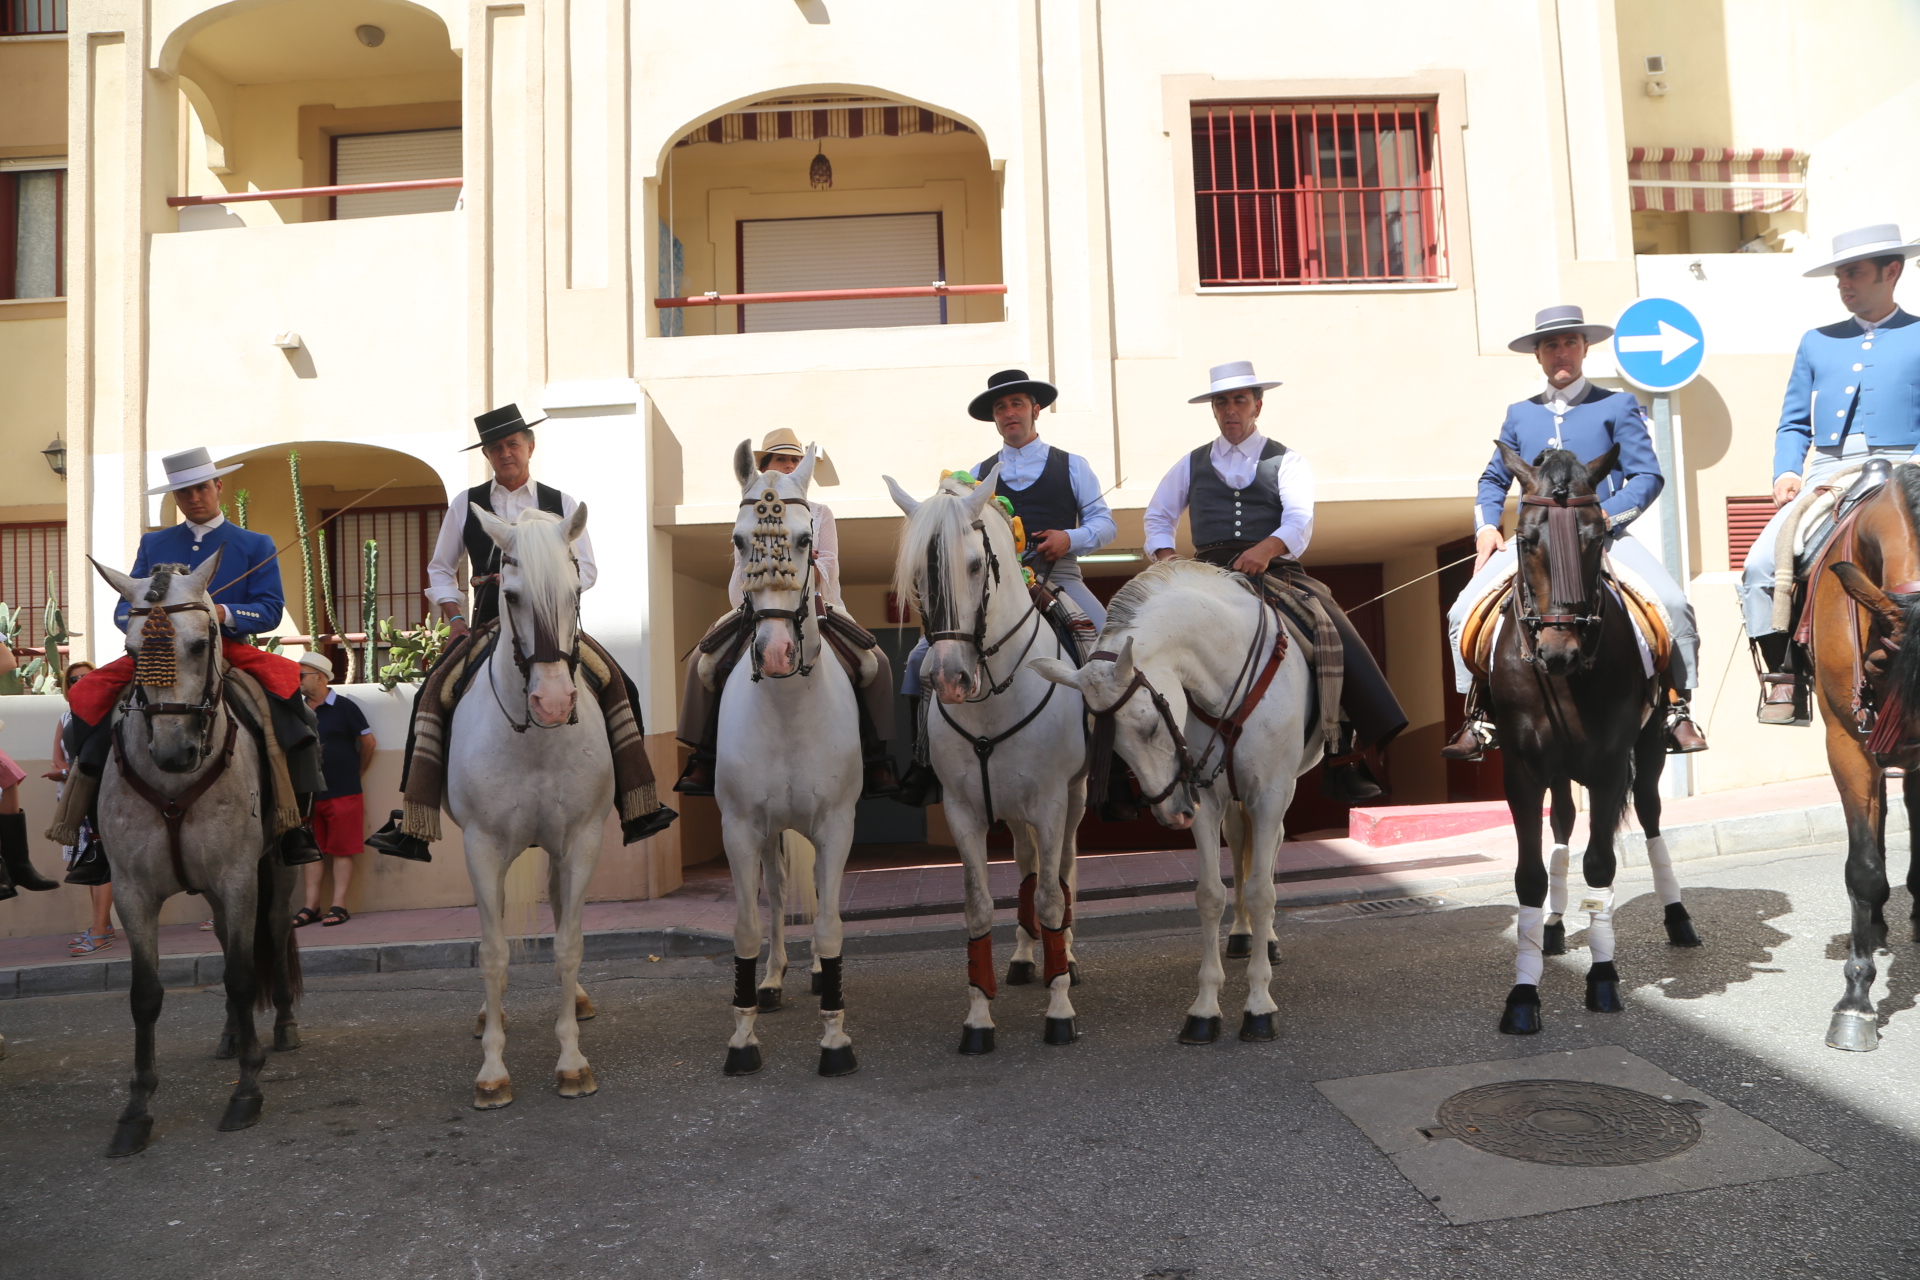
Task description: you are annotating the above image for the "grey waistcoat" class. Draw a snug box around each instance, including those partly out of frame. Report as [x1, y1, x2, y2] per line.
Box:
[1189, 439, 1287, 547]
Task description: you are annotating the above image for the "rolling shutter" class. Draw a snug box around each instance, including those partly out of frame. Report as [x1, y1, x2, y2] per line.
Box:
[332, 129, 462, 220]
[738, 212, 944, 333]
[1726, 496, 1775, 569]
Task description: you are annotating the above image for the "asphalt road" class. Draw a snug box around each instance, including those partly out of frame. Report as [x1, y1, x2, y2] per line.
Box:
[4, 841, 1920, 1280]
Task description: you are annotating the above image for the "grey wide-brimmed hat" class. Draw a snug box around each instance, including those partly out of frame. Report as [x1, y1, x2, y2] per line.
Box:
[1508, 304, 1614, 354]
[145, 447, 244, 495]
[1802, 223, 1920, 278]
[1187, 360, 1282, 404]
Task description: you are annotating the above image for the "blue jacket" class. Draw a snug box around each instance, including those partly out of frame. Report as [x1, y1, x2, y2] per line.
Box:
[115, 519, 286, 640]
[1475, 384, 1663, 532]
[1773, 308, 1920, 479]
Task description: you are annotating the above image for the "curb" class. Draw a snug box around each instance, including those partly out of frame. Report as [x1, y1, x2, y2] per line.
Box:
[0, 799, 1903, 999]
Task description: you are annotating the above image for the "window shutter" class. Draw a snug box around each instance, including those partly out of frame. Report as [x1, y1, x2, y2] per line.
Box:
[332, 130, 462, 220]
[738, 213, 944, 332]
[1726, 496, 1775, 569]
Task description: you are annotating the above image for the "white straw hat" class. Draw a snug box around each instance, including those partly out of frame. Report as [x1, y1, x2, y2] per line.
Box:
[145, 447, 244, 496]
[1802, 223, 1920, 278]
[1187, 360, 1282, 404]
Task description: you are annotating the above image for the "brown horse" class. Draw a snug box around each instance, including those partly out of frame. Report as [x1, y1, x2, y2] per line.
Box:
[1484, 445, 1701, 1037]
[1807, 464, 1920, 1052]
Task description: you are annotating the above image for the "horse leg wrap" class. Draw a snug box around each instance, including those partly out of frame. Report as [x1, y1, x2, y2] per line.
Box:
[816, 955, 845, 1012]
[1515, 905, 1546, 986]
[1581, 886, 1617, 964]
[1059, 878, 1073, 931]
[1546, 845, 1570, 921]
[1017, 874, 1038, 940]
[966, 932, 997, 1000]
[1644, 836, 1683, 906]
[732, 956, 758, 1011]
[1041, 926, 1070, 987]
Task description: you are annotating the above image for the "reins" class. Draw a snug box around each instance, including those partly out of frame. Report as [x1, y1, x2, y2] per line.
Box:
[920, 517, 1049, 701]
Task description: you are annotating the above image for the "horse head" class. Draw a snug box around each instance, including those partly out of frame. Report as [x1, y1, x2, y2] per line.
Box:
[473, 502, 586, 727]
[1500, 441, 1617, 676]
[733, 438, 819, 678]
[887, 465, 1011, 705]
[1034, 636, 1196, 830]
[92, 552, 227, 773]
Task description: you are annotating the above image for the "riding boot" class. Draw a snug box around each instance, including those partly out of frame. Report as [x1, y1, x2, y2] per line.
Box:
[1321, 725, 1387, 804]
[63, 838, 110, 886]
[1440, 679, 1498, 761]
[365, 809, 432, 862]
[673, 751, 717, 797]
[279, 795, 323, 866]
[891, 696, 942, 807]
[1665, 695, 1709, 754]
[1752, 634, 1809, 726]
[1097, 754, 1140, 822]
[621, 804, 679, 844]
[0, 812, 57, 891]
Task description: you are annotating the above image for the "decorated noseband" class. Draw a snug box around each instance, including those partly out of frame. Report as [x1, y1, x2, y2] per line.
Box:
[739, 488, 810, 593]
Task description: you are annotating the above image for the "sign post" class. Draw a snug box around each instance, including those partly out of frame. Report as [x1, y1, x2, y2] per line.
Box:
[1611, 297, 1706, 797]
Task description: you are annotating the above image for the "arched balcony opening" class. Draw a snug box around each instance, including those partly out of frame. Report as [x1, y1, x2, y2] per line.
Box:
[654, 92, 1004, 337]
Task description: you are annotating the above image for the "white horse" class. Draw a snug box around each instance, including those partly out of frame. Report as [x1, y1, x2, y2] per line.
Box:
[448, 503, 611, 1108]
[1034, 560, 1317, 1043]
[717, 441, 863, 1076]
[887, 470, 1087, 1050]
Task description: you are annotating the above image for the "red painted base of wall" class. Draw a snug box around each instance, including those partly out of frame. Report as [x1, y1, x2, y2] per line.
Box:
[1348, 800, 1548, 848]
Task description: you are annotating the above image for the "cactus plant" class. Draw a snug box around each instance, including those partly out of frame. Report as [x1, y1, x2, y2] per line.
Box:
[287, 450, 321, 646]
[361, 539, 379, 686]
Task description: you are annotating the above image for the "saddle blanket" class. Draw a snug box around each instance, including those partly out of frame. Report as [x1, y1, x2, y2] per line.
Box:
[1460, 560, 1668, 681]
[695, 600, 881, 693]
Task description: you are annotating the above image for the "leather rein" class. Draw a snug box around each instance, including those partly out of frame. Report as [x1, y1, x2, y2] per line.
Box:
[919, 518, 1049, 702]
[1511, 492, 1606, 669]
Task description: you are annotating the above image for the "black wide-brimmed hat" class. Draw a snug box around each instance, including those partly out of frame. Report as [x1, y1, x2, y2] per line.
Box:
[968, 369, 1059, 422]
[463, 402, 547, 451]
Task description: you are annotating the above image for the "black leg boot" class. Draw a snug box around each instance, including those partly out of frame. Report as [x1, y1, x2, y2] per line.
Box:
[365, 809, 433, 862]
[857, 701, 902, 799]
[279, 796, 323, 866]
[1321, 726, 1387, 804]
[892, 696, 942, 807]
[63, 837, 110, 886]
[0, 812, 57, 891]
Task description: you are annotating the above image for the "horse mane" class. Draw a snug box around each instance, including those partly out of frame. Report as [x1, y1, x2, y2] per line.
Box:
[146, 562, 191, 603]
[1879, 464, 1920, 717]
[1099, 558, 1242, 639]
[891, 477, 1010, 627]
[502, 509, 577, 631]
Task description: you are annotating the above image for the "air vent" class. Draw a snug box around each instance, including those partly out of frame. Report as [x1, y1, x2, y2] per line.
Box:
[1644, 55, 1666, 74]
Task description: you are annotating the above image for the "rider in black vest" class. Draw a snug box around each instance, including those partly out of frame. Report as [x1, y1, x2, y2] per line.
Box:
[462, 478, 565, 627]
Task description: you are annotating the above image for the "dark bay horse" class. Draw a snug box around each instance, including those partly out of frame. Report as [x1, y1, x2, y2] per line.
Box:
[1808, 465, 1920, 1052]
[1484, 445, 1700, 1037]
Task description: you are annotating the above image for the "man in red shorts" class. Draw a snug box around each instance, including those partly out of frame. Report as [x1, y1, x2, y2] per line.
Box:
[292, 651, 375, 927]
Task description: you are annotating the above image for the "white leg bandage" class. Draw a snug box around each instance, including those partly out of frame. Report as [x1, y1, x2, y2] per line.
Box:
[1644, 836, 1683, 907]
[1581, 885, 1617, 963]
[1547, 844, 1570, 921]
[1516, 905, 1546, 986]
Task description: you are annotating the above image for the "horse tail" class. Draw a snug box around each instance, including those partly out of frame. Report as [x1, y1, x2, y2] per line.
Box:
[253, 854, 303, 1012]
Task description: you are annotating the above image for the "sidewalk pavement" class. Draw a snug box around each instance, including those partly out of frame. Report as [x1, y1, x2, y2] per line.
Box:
[0, 774, 1894, 999]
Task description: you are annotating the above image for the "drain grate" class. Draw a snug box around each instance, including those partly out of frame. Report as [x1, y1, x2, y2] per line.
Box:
[1291, 894, 1459, 924]
[1351, 895, 1450, 915]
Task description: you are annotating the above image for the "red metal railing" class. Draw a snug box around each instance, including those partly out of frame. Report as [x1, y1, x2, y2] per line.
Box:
[1193, 101, 1446, 286]
[167, 177, 463, 208]
[656, 283, 1005, 309]
[1, 0, 65, 34]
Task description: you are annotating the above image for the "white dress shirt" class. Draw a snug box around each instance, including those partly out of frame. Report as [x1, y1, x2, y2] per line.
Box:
[728, 502, 841, 608]
[425, 477, 597, 609]
[181, 512, 237, 626]
[1142, 430, 1316, 558]
[983, 437, 1118, 555]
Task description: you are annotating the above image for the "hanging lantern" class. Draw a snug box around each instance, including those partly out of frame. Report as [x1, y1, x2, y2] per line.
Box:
[809, 144, 833, 190]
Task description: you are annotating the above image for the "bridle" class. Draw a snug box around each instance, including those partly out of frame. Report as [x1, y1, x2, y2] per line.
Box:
[488, 549, 583, 732]
[124, 601, 223, 756]
[738, 488, 819, 681]
[1511, 491, 1607, 669]
[918, 517, 1048, 702]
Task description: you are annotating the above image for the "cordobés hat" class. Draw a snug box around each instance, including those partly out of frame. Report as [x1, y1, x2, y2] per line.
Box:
[1508, 305, 1613, 354]
[1802, 223, 1920, 278]
[1187, 360, 1281, 405]
[463, 402, 547, 452]
[145, 447, 244, 496]
[296, 650, 334, 678]
[753, 428, 839, 485]
[968, 369, 1059, 421]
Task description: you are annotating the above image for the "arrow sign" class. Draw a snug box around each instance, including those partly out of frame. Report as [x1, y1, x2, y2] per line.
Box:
[1611, 297, 1705, 392]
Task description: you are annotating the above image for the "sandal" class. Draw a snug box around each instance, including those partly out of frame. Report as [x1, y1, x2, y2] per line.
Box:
[292, 906, 324, 928]
[69, 928, 115, 956]
[198, 919, 215, 931]
[320, 906, 351, 927]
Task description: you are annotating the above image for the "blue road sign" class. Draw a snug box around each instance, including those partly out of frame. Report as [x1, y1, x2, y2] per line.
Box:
[1611, 297, 1705, 392]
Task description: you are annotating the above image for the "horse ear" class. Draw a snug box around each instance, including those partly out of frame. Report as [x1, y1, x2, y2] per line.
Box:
[471, 501, 514, 551]
[883, 475, 921, 516]
[790, 445, 818, 494]
[964, 463, 1002, 517]
[1029, 656, 1082, 688]
[563, 501, 589, 545]
[1108, 634, 1136, 684]
[1497, 440, 1537, 490]
[183, 546, 224, 595]
[733, 439, 758, 491]
[1583, 444, 1621, 493]
[89, 557, 140, 601]
[1831, 562, 1904, 630]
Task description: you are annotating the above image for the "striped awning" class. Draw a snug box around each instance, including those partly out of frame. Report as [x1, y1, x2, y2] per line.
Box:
[1627, 147, 1806, 214]
[675, 97, 973, 148]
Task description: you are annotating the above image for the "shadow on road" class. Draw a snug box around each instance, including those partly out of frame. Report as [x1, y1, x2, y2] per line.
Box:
[1568, 886, 1793, 1001]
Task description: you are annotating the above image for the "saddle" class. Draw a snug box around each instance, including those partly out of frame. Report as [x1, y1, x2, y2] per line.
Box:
[1460, 562, 1671, 680]
[694, 599, 880, 692]
[1774, 459, 1895, 637]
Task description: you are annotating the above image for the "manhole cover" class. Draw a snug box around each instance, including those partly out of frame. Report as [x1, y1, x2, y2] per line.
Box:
[1434, 1080, 1702, 1166]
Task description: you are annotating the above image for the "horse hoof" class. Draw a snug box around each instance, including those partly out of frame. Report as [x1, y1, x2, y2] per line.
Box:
[818, 1045, 859, 1076]
[1224, 933, 1253, 959]
[1268, 941, 1282, 966]
[575, 994, 597, 1021]
[957, 1025, 996, 1055]
[1585, 979, 1624, 1014]
[1542, 922, 1567, 956]
[1005, 960, 1036, 986]
[273, 1023, 301, 1052]
[217, 1095, 264, 1132]
[1827, 1011, 1880, 1052]
[556, 1067, 598, 1098]
[757, 986, 783, 1012]
[1042, 1017, 1079, 1046]
[1238, 1011, 1279, 1042]
[473, 1079, 514, 1109]
[1067, 961, 1083, 987]
[106, 1116, 153, 1158]
[1178, 1015, 1222, 1045]
[1499, 985, 1542, 1035]
[213, 1032, 237, 1060]
[724, 1045, 762, 1077]
[1664, 904, 1703, 947]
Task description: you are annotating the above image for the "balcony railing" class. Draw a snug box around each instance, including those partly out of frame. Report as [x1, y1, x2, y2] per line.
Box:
[2, 0, 65, 34]
[655, 283, 1007, 309]
[167, 178, 463, 208]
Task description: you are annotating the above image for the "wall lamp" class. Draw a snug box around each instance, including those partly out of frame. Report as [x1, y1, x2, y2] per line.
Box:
[41, 435, 66, 479]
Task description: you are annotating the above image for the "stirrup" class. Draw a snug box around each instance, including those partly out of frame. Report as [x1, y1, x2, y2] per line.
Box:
[1440, 718, 1496, 761]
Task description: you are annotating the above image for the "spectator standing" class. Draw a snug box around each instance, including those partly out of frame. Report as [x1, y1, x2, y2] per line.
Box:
[46, 662, 112, 953]
[292, 651, 376, 927]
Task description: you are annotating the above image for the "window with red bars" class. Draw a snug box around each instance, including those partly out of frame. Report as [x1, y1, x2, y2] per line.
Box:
[321, 505, 445, 636]
[1, 0, 64, 33]
[0, 522, 67, 648]
[1727, 496, 1776, 569]
[1192, 100, 1446, 286]
[0, 168, 65, 301]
